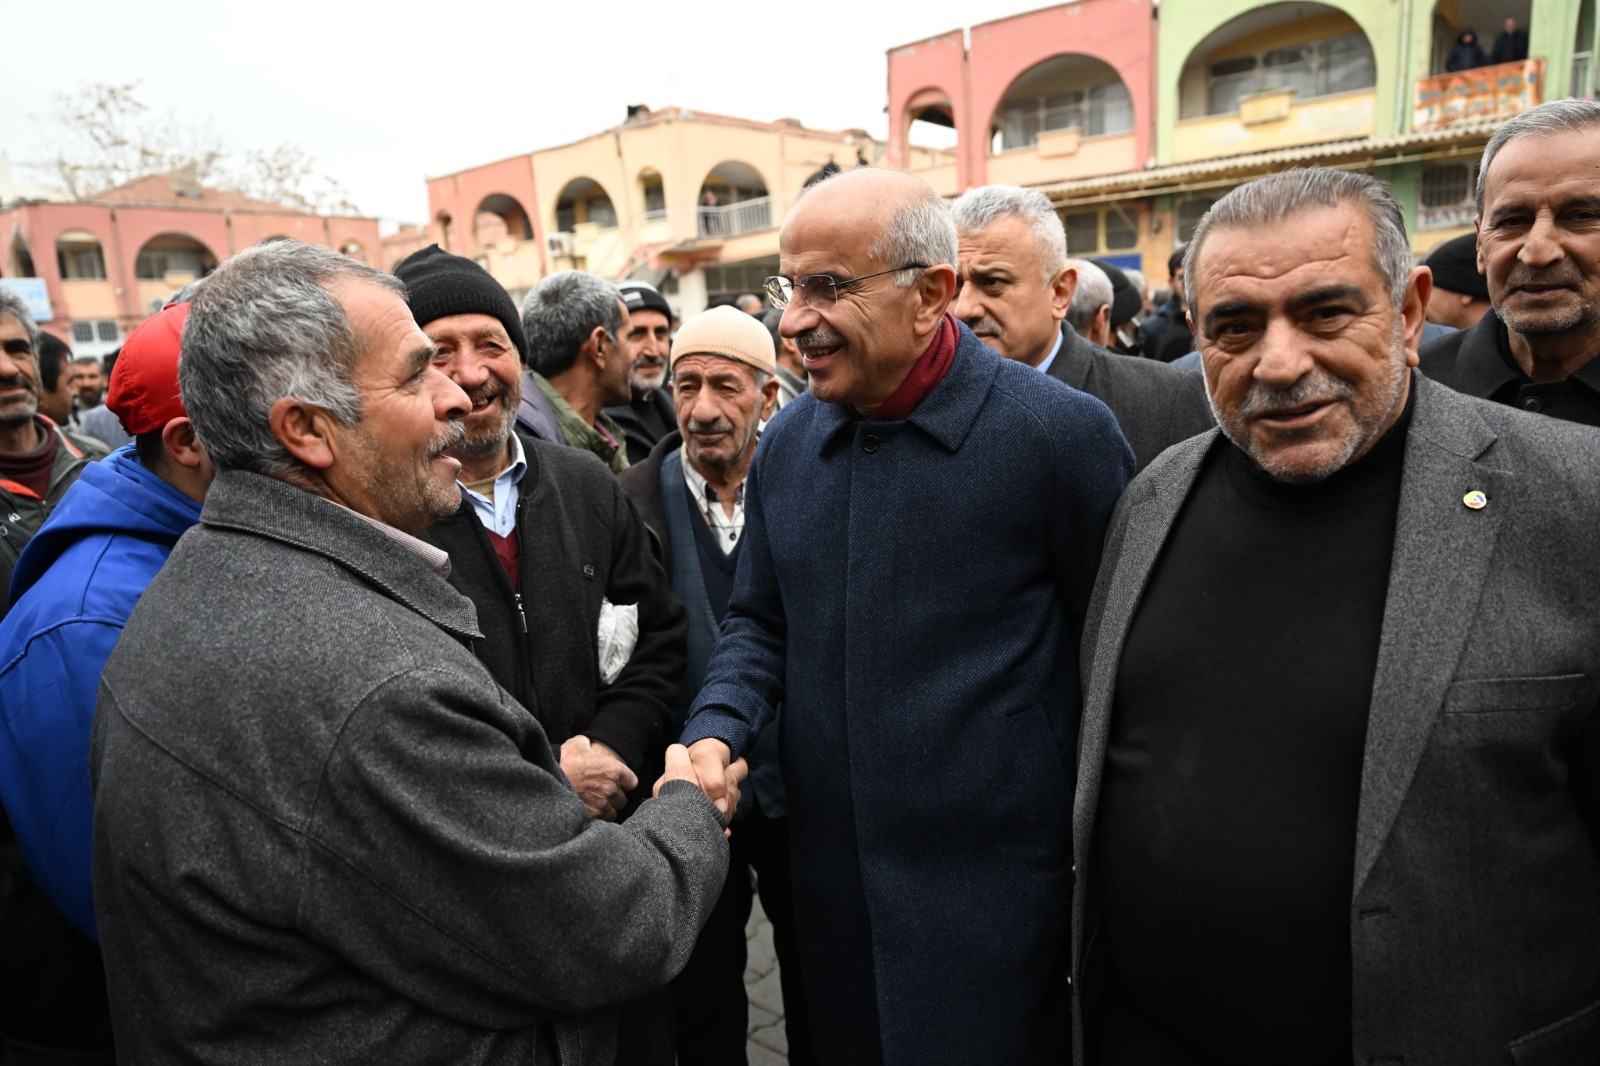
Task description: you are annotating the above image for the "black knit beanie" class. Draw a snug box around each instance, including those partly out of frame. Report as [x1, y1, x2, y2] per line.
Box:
[1423, 233, 1489, 301]
[394, 244, 529, 363]
[1089, 259, 1144, 328]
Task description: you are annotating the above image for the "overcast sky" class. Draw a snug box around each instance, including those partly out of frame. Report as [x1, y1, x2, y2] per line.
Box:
[2, 0, 1007, 232]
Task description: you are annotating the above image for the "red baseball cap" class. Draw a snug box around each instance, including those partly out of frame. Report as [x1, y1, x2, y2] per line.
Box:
[107, 303, 190, 436]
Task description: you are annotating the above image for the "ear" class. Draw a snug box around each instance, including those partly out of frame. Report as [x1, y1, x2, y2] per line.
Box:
[759, 375, 781, 421]
[1090, 304, 1111, 345]
[160, 417, 208, 470]
[1401, 264, 1431, 366]
[584, 326, 610, 372]
[913, 264, 958, 334]
[269, 396, 340, 471]
[1474, 218, 1484, 275]
[1050, 266, 1077, 322]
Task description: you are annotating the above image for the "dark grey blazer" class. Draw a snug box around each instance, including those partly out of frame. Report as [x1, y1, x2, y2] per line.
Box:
[1072, 374, 1600, 1065]
[1045, 322, 1214, 474]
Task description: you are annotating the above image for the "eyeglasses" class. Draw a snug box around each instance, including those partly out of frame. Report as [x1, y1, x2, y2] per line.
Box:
[763, 264, 929, 310]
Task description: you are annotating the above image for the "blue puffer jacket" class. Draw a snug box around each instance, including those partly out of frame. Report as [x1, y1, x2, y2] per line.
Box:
[0, 446, 201, 942]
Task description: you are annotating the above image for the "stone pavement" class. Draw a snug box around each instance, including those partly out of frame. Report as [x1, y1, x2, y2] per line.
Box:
[744, 897, 788, 1064]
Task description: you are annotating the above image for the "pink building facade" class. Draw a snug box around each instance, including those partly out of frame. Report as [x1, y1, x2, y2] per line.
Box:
[0, 174, 380, 356]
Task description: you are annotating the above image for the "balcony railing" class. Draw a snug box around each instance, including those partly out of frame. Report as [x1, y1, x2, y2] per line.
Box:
[1574, 52, 1595, 99]
[697, 196, 773, 239]
[1413, 58, 1544, 129]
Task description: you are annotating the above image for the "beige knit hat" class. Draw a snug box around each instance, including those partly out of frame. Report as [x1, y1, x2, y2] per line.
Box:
[669, 305, 777, 375]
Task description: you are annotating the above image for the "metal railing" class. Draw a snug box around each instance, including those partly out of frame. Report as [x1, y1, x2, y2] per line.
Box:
[697, 196, 773, 238]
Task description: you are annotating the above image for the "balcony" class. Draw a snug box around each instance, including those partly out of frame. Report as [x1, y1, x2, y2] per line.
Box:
[1172, 89, 1376, 164]
[697, 197, 773, 239]
[1413, 59, 1544, 130]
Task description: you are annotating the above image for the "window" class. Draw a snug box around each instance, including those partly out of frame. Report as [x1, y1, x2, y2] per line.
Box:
[72, 322, 95, 344]
[1177, 196, 1220, 244]
[586, 195, 617, 229]
[135, 247, 209, 280]
[1206, 33, 1375, 115]
[1419, 162, 1477, 230]
[1065, 213, 1101, 255]
[643, 182, 666, 220]
[57, 243, 107, 280]
[1061, 207, 1141, 255]
[96, 321, 119, 342]
[998, 80, 1134, 151]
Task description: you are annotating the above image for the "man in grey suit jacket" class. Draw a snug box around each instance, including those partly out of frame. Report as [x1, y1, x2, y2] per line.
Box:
[950, 184, 1213, 472]
[1073, 169, 1600, 1065]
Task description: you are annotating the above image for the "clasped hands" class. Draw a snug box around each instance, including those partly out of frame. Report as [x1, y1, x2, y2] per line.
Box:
[561, 735, 747, 829]
[655, 738, 748, 834]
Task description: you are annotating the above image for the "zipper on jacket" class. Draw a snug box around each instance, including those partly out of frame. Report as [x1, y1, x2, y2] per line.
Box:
[513, 591, 528, 633]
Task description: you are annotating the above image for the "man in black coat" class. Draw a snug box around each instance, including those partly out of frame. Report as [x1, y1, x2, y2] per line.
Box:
[604, 281, 679, 465]
[394, 247, 688, 823]
[950, 184, 1214, 472]
[1420, 100, 1600, 427]
[1492, 17, 1529, 64]
[619, 307, 815, 1066]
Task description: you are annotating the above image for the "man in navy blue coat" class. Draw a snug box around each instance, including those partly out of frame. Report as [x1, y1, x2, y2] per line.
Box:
[678, 167, 1134, 1064]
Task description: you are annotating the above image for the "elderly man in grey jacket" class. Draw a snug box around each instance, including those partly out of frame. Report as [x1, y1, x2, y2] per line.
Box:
[89, 239, 736, 1065]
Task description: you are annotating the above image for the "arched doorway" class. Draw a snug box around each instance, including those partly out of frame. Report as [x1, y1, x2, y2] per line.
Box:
[991, 55, 1134, 153]
[55, 230, 108, 279]
[553, 178, 618, 233]
[697, 161, 771, 238]
[1179, 4, 1377, 119]
[474, 193, 535, 246]
[134, 233, 218, 281]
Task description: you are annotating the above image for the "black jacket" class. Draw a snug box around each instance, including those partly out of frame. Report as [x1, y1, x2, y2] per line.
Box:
[1046, 322, 1215, 473]
[1419, 310, 1600, 428]
[604, 388, 677, 467]
[421, 431, 688, 778]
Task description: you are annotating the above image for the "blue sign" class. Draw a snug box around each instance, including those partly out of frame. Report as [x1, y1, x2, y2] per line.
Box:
[1098, 253, 1144, 272]
[0, 278, 52, 322]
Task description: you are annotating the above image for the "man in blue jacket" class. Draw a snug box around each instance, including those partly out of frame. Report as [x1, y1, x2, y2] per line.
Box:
[680, 167, 1133, 1064]
[0, 302, 213, 943]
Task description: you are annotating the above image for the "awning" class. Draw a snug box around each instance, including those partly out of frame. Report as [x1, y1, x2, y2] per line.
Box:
[1036, 119, 1504, 204]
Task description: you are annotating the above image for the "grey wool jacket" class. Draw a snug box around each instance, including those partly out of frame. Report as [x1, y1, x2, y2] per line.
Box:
[90, 469, 729, 1065]
[1073, 374, 1600, 1064]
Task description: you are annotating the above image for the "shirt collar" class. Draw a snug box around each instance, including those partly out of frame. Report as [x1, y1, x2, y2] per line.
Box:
[1034, 329, 1065, 376]
[681, 453, 743, 509]
[1454, 310, 1600, 398]
[344, 505, 454, 578]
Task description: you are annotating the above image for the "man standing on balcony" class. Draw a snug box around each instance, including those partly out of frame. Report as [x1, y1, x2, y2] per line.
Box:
[518, 270, 635, 473]
[1492, 17, 1529, 65]
[1420, 99, 1600, 427]
[950, 184, 1212, 473]
[603, 280, 677, 465]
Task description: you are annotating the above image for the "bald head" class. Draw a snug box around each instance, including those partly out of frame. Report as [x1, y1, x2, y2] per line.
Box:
[775, 167, 958, 412]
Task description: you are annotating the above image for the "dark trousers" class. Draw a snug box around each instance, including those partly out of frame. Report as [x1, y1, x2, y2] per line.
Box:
[672, 811, 815, 1066]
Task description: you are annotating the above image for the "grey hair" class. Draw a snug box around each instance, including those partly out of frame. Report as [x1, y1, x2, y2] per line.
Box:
[1184, 168, 1412, 313]
[1476, 99, 1600, 216]
[0, 286, 40, 355]
[865, 181, 958, 287]
[1124, 268, 1148, 300]
[951, 184, 1068, 276]
[179, 239, 402, 477]
[1065, 259, 1113, 334]
[521, 270, 625, 377]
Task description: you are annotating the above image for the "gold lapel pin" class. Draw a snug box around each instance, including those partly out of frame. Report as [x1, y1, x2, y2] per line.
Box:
[1463, 490, 1488, 510]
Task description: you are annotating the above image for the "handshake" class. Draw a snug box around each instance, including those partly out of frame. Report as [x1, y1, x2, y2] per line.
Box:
[654, 738, 749, 832]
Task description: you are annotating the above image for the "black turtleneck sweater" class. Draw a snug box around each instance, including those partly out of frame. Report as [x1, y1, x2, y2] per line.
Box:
[1093, 395, 1413, 1065]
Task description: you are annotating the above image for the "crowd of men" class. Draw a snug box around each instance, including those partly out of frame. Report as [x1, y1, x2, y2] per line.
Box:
[0, 95, 1596, 1065]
